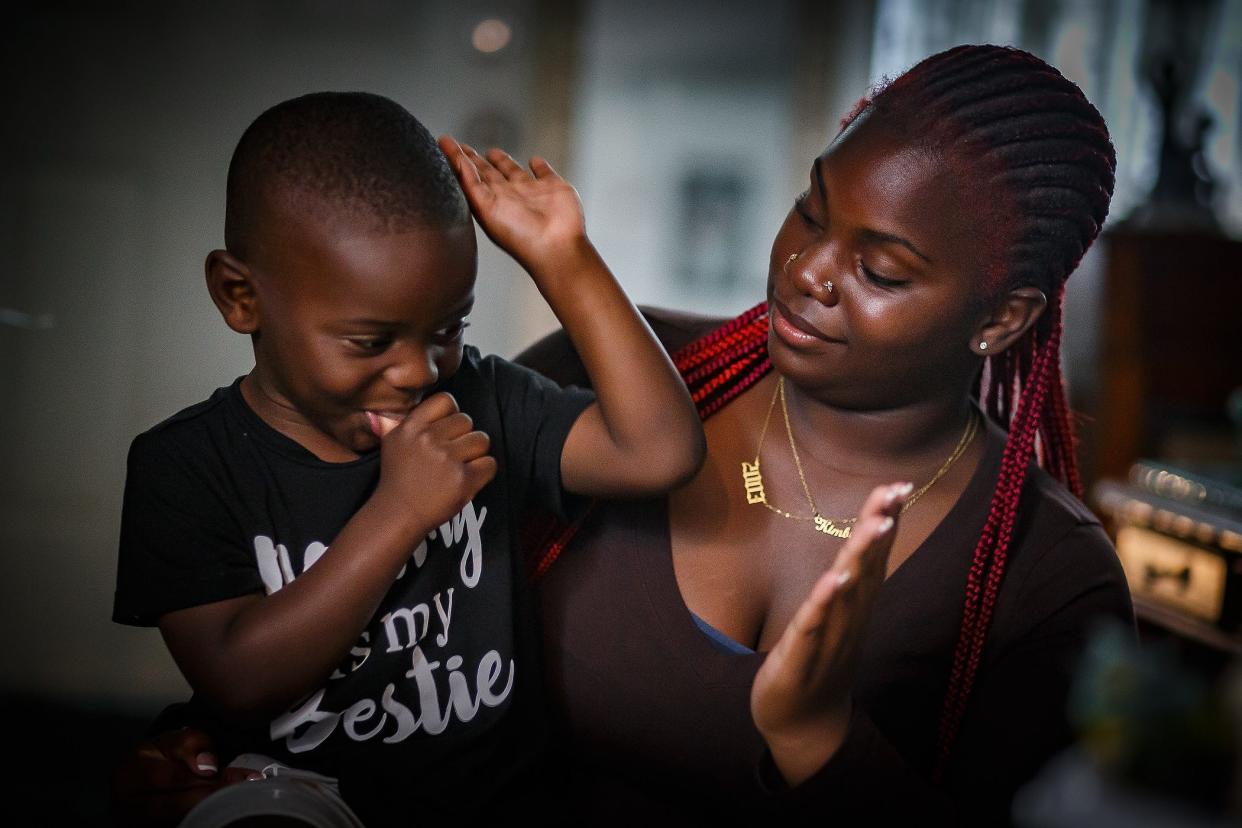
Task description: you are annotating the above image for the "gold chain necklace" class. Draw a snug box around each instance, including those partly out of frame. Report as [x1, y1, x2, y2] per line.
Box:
[740, 375, 980, 538]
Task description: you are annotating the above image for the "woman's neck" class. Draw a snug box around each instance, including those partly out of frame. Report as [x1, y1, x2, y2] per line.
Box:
[780, 376, 980, 482]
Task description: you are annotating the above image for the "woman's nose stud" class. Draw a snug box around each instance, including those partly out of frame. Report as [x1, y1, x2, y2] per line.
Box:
[786, 251, 835, 298]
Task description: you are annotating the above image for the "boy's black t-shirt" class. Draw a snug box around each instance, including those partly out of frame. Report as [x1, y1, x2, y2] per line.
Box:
[113, 345, 594, 822]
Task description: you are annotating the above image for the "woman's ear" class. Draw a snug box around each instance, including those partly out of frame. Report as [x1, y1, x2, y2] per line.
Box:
[971, 286, 1046, 356]
[205, 250, 260, 335]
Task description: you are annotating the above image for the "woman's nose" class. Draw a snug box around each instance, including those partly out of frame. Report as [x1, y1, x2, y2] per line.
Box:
[785, 249, 839, 307]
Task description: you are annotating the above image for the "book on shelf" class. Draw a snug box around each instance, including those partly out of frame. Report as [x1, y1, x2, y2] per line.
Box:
[1094, 461, 1242, 637]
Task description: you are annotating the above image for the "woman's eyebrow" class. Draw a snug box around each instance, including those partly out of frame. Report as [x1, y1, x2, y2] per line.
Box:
[816, 155, 932, 264]
[859, 228, 933, 263]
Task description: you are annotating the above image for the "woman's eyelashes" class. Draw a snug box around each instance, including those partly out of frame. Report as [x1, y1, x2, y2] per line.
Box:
[859, 261, 908, 289]
[793, 189, 819, 227]
[791, 188, 908, 289]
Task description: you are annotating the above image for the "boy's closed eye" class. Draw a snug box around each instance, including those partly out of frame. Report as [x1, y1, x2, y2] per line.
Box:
[431, 319, 470, 345]
[346, 336, 394, 354]
[344, 321, 470, 355]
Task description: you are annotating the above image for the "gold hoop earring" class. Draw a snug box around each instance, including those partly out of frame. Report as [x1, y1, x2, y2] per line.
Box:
[784, 252, 798, 273]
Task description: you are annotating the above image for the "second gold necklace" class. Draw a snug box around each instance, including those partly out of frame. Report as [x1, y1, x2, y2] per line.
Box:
[740, 375, 980, 538]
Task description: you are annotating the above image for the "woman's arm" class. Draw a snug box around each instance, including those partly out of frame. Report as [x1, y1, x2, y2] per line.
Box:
[753, 521, 1133, 825]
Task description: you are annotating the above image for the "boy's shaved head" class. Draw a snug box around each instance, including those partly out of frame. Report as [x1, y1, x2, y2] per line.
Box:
[225, 91, 469, 257]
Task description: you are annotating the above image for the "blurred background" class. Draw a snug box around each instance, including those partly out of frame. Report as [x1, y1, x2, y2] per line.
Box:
[2, 0, 1240, 822]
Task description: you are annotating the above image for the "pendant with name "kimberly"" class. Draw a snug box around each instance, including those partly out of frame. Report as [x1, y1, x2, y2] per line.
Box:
[814, 515, 852, 538]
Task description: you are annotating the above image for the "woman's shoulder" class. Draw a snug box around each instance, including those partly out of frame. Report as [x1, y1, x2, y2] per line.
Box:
[512, 306, 732, 388]
[992, 460, 1134, 645]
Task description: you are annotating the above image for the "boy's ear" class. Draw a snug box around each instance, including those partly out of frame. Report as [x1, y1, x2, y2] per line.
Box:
[205, 250, 260, 334]
[970, 286, 1046, 356]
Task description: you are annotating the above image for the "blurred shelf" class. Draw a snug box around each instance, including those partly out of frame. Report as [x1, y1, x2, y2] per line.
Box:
[1133, 594, 1242, 656]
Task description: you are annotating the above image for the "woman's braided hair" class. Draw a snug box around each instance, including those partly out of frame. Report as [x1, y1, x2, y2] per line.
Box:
[850, 44, 1115, 771]
[528, 42, 1117, 782]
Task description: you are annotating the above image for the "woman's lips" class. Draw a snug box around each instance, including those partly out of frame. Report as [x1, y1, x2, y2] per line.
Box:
[770, 299, 844, 348]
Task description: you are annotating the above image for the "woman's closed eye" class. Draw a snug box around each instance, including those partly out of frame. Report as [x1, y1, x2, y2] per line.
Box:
[793, 189, 821, 228]
[859, 261, 908, 289]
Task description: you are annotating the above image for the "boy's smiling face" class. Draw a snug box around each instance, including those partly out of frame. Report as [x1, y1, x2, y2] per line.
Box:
[217, 202, 478, 462]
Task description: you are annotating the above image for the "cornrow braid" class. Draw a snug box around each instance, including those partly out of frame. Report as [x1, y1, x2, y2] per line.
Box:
[849, 45, 1115, 773]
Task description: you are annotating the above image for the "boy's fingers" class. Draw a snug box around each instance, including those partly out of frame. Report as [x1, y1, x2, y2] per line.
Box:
[424, 411, 477, 443]
[436, 134, 461, 157]
[459, 143, 506, 186]
[529, 156, 559, 180]
[450, 430, 492, 462]
[453, 457, 498, 507]
[466, 456, 498, 490]
[438, 135, 482, 187]
[485, 147, 530, 182]
[404, 393, 459, 428]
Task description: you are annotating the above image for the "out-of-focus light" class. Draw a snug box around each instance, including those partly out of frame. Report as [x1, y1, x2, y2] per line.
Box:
[472, 18, 511, 54]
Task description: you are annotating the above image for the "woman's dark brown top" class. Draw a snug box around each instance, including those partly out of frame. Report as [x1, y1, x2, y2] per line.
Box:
[515, 308, 1134, 826]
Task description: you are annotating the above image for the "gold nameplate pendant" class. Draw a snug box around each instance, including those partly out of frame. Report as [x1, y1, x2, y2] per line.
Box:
[814, 515, 852, 538]
[741, 461, 767, 505]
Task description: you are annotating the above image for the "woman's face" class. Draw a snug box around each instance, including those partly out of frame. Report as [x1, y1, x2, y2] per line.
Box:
[766, 110, 997, 409]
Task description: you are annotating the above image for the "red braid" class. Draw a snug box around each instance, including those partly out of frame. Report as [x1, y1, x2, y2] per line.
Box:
[529, 305, 772, 577]
[936, 288, 1079, 775]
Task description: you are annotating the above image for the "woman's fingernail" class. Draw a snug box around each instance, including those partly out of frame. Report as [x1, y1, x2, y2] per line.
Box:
[878, 516, 895, 535]
[835, 569, 851, 586]
[898, 482, 914, 497]
[195, 753, 218, 773]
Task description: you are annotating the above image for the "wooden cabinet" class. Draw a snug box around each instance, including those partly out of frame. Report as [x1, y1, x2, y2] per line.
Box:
[1082, 229, 1242, 490]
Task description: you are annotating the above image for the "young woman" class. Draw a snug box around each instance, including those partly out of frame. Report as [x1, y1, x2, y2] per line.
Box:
[116, 44, 1131, 827]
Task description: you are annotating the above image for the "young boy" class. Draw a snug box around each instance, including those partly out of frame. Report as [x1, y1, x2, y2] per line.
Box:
[112, 92, 704, 824]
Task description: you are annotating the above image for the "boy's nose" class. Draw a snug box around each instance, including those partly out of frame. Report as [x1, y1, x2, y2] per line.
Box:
[384, 347, 438, 396]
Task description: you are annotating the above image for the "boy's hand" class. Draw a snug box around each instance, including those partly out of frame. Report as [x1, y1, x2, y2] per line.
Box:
[369, 392, 497, 537]
[438, 135, 586, 277]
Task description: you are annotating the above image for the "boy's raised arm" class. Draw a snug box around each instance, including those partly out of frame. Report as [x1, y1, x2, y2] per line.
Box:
[439, 136, 705, 497]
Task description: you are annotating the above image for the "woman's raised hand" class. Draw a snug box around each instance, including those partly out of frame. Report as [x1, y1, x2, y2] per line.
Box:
[438, 135, 587, 276]
[750, 481, 911, 785]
